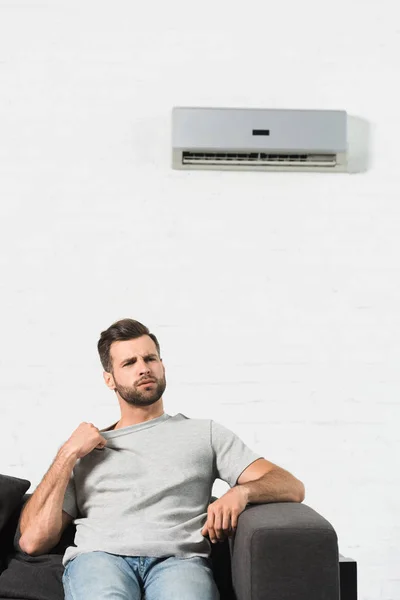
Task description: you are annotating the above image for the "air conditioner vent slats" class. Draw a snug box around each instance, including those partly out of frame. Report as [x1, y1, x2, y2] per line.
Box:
[182, 151, 336, 167]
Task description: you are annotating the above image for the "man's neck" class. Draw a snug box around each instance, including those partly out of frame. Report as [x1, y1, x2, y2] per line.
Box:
[113, 411, 165, 430]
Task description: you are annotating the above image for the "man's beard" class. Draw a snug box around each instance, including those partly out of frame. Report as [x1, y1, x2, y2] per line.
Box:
[113, 375, 167, 407]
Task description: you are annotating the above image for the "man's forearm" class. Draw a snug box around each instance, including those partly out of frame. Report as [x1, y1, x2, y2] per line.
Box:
[19, 444, 78, 553]
[238, 468, 305, 504]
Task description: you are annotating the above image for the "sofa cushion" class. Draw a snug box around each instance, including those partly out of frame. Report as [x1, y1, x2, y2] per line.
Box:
[0, 474, 30, 575]
[0, 475, 31, 534]
[0, 552, 66, 600]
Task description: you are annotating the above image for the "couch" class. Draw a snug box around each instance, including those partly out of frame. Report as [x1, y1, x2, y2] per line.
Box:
[0, 473, 341, 600]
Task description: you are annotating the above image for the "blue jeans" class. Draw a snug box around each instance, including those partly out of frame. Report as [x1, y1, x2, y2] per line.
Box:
[62, 551, 220, 600]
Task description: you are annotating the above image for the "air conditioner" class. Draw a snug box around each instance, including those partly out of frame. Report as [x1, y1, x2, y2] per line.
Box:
[172, 107, 347, 173]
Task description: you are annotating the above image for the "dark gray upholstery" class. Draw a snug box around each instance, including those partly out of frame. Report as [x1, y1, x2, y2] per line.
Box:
[0, 491, 340, 600]
[229, 501, 340, 600]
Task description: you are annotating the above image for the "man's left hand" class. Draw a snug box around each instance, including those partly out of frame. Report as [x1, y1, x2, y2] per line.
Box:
[201, 486, 248, 543]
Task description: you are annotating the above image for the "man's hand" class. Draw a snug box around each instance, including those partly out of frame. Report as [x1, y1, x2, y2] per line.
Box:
[64, 423, 108, 459]
[201, 486, 248, 544]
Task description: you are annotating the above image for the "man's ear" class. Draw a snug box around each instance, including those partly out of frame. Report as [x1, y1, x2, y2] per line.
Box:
[103, 371, 116, 390]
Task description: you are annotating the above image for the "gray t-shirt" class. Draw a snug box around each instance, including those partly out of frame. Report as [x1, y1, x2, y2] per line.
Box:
[62, 412, 262, 567]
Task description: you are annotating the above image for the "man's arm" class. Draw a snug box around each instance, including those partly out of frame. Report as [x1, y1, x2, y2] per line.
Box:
[20, 422, 107, 555]
[237, 466, 305, 504]
[202, 466, 305, 544]
[19, 444, 79, 555]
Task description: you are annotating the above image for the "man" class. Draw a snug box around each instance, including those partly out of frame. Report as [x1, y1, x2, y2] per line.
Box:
[19, 318, 305, 600]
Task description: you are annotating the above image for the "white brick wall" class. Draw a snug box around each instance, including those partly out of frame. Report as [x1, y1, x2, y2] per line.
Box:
[1, 2, 399, 598]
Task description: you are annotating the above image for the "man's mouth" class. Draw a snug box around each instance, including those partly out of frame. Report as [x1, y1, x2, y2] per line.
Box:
[138, 379, 155, 386]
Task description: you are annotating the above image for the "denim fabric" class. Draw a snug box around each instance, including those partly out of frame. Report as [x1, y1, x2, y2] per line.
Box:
[62, 551, 220, 600]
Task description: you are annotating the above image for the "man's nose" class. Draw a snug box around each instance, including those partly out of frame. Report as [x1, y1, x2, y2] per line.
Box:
[138, 361, 151, 374]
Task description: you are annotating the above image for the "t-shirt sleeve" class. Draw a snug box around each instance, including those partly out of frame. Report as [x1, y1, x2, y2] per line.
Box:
[62, 471, 78, 519]
[210, 420, 263, 488]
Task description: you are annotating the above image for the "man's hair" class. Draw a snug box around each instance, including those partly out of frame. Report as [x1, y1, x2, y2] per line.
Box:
[97, 318, 161, 373]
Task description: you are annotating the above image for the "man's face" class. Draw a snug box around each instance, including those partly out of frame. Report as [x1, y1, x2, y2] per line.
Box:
[106, 335, 166, 407]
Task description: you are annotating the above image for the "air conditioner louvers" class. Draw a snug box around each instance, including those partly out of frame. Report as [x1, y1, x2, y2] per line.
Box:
[182, 151, 337, 168]
[172, 107, 347, 173]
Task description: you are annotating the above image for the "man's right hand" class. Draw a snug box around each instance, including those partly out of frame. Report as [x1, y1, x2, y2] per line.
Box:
[64, 422, 108, 459]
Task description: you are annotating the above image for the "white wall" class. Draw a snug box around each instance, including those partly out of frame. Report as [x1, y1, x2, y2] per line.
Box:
[1, 1, 399, 599]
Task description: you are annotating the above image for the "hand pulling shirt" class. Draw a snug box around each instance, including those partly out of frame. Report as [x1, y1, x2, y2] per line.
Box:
[62, 412, 263, 567]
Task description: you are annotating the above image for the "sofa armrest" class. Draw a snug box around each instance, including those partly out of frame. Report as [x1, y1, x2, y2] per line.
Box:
[229, 502, 340, 600]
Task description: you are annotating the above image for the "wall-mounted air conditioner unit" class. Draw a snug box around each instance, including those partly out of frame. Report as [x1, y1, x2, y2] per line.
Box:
[172, 107, 347, 173]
